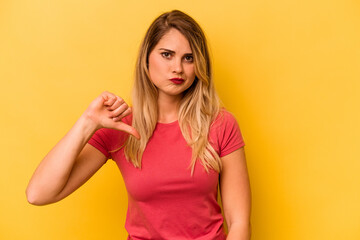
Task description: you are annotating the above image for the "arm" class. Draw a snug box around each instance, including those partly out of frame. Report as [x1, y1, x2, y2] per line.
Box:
[26, 116, 103, 206]
[220, 147, 251, 240]
[26, 91, 139, 206]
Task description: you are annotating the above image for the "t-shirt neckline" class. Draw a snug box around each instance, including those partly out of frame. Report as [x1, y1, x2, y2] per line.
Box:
[156, 120, 179, 126]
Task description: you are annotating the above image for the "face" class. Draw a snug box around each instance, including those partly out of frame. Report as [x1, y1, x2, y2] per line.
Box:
[148, 28, 196, 100]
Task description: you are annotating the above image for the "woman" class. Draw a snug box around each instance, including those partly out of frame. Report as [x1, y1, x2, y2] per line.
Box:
[26, 10, 251, 240]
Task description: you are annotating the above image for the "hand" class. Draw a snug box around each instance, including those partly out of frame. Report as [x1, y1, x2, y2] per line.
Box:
[84, 91, 140, 140]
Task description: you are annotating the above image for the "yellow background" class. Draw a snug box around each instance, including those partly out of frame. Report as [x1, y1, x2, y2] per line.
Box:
[1, 0, 359, 239]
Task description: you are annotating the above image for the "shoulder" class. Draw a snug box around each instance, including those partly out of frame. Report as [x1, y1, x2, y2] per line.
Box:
[209, 108, 245, 157]
[211, 108, 239, 130]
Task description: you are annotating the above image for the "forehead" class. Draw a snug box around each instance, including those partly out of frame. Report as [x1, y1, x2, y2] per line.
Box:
[155, 28, 192, 53]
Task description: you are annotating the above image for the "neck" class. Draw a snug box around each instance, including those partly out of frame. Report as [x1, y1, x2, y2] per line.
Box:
[157, 94, 181, 123]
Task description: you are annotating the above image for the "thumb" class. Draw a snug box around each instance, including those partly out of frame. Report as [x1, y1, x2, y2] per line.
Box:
[112, 121, 141, 140]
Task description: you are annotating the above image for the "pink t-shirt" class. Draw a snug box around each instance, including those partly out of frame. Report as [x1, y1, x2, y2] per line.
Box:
[88, 109, 245, 240]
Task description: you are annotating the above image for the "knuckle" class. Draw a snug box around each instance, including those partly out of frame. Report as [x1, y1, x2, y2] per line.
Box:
[121, 108, 130, 117]
[111, 106, 124, 116]
[108, 103, 117, 110]
[101, 91, 107, 95]
[117, 97, 124, 104]
[113, 116, 121, 121]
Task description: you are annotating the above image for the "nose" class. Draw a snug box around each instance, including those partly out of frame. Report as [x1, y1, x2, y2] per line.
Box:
[172, 57, 183, 74]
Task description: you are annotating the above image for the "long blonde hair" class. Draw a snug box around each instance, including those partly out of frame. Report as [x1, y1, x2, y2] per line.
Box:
[124, 10, 224, 175]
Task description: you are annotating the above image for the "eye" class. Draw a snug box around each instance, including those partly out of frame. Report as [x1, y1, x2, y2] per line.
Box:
[184, 55, 194, 62]
[161, 52, 171, 58]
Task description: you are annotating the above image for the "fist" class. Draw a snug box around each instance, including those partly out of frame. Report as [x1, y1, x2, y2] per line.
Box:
[84, 91, 140, 140]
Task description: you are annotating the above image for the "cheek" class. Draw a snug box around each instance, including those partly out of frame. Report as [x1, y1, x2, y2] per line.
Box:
[149, 54, 165, 78]
[185, 65, 196, 79]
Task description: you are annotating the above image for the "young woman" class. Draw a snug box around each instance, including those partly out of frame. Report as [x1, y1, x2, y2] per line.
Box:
[26, 10, 251, 240]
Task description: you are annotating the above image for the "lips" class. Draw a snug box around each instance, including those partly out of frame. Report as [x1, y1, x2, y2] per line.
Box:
[170, 78, 184, 84]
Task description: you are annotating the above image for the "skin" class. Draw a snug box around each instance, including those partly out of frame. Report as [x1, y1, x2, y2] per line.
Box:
[25, 92, 138, 205]
[220, 147, 251, 239]
[148, 28, 251, 239]
[148, 29, 251, 238]
[26, 27, 251, 239]
[148, 28, 196, 123]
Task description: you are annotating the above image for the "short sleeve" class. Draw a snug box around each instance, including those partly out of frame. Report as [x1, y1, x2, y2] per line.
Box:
[211, 109, 245, 157]
[88, 128, 112, 159]
[87, 113, 133, 161]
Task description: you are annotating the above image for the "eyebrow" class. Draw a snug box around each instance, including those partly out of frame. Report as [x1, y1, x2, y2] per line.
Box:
[158, 48, 192, 55]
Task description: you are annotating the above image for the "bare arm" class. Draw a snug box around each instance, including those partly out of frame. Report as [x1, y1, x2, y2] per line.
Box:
[26, 91, 140, 206]
[220, 147, 251, 239]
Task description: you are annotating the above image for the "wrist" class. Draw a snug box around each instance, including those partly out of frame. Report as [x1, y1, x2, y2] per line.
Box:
[78, 114, 99, 135]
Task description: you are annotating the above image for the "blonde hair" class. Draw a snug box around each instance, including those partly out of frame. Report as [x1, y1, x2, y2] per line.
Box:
[124, 10, 224, 175]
